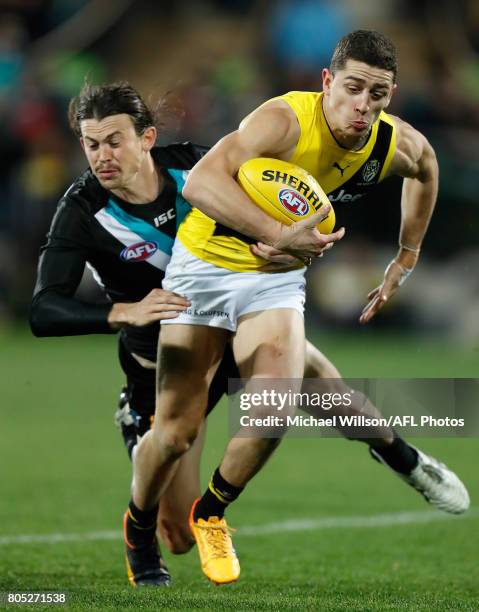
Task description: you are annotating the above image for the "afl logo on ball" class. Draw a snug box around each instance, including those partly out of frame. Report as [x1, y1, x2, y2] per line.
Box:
[278, 189, 310, 216]
[120, 241, 158, 262]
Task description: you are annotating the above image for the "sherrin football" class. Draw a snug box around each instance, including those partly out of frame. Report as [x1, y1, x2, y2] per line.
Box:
[237, 158, 335, 234]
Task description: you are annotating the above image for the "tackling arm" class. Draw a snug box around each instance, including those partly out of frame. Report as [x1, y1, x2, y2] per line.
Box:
[30, 201, 114, 337]
[30, 201, 188, 336]
[30, 249, 115, 337]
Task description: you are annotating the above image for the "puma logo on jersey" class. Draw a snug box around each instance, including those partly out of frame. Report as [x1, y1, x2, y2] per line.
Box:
[153, 208, 175, 227]
[332, 162, 351, 177]
[328, 190, 364, 203]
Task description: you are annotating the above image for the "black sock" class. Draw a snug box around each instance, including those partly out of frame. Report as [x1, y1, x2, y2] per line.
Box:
[194, 468, 244, 520]
[370, 436, 419, 475]
[126, 500, 158, 544]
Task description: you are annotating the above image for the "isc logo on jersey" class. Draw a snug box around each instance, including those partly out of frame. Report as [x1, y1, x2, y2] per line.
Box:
[120, 241, 158, 262]
[278, 189, 310, 216]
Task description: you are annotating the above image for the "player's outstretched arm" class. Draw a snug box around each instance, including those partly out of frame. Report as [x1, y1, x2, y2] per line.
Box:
[182, 103, 344, 260]
[360, 119, 438, 324]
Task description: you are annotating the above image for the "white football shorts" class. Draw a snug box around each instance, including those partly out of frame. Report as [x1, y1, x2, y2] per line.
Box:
[162, 240, 306, 332]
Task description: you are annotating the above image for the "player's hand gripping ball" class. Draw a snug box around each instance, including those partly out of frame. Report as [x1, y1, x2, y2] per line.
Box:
[237, 158, 335, 234]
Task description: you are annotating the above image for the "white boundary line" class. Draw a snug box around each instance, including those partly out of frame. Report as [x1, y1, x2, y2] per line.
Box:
[0, 508, 477, 546]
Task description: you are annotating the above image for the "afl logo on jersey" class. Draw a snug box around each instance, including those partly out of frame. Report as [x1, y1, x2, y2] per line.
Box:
[362, 159, 380, 183]
[278, 189, 310, 217]
[120, 241, 158, 262]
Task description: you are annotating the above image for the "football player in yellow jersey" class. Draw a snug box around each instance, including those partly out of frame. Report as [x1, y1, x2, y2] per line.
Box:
[128, 30, 469, 585]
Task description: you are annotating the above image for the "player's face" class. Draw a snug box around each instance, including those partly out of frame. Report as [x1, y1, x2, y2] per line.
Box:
[322, 60, 396, 145]
[80, 114, 153, 190]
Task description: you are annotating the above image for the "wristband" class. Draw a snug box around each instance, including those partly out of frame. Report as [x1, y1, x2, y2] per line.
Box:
[399, 242, 421, 254]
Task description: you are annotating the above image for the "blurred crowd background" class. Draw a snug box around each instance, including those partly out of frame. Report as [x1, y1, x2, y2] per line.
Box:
[1, 0, 478, 344]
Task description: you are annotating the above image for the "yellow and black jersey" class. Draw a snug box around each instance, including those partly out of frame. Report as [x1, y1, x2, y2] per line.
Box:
[178, 91, 396, 272]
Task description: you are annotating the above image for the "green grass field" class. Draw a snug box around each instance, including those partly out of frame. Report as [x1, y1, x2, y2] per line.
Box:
[1, 328, 478, 610]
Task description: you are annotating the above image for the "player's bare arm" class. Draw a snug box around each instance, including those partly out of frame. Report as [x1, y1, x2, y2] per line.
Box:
[390, 116, 438, 265]
[183, 104, 345, 260]
[107, 289, 191, 329]
[360, 118, 439, 324]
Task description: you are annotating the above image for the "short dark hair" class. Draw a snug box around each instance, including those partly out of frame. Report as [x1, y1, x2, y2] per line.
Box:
[330, 30, 398, 82]
[68, 81, 154, 137]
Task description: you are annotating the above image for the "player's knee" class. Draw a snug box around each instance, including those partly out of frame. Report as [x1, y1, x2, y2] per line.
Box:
[155, 421, 200, 459]
[160, 433, 192, 459]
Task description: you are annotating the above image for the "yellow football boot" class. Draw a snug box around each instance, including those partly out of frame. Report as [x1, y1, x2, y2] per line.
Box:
[189, 498, 240, 585]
